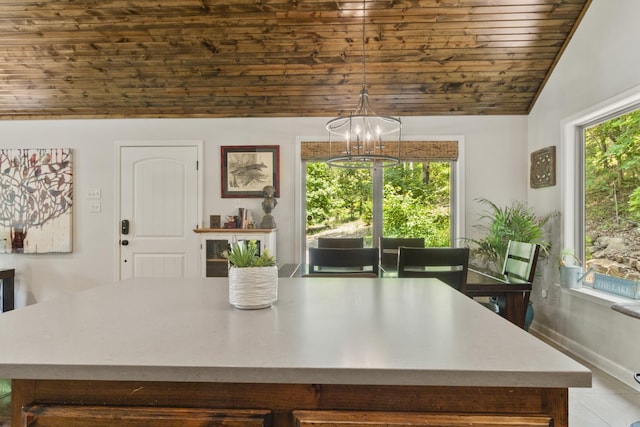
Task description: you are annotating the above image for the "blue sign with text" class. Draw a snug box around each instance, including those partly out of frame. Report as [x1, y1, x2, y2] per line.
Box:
[593, 273, 640, 299]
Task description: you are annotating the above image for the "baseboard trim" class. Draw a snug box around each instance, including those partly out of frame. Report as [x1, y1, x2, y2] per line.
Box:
[530, 321, 640, 392]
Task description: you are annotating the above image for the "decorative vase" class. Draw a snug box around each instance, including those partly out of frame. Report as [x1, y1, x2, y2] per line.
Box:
[228, 265, 278, 309]
[524, 302, 534, 331]
[10, 226, 26, 253]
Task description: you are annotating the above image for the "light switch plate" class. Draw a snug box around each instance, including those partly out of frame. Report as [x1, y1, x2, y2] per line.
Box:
[87, 188, 101, 199]
[89, 201, 101, 213]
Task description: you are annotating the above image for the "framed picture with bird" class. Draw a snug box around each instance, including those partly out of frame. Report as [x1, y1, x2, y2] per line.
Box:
[221, 145, 280, 198]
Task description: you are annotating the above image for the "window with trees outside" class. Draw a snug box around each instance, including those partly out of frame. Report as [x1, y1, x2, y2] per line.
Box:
[581, 108, 640, 286]
[304, 161, 452, 255]
[302, 141, 458, 260]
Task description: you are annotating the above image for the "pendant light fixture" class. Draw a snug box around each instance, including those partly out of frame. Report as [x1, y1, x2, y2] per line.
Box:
[325, 0, 402, 169]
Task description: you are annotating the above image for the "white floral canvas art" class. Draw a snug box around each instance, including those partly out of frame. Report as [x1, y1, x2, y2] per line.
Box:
[0, 148, 73, 253]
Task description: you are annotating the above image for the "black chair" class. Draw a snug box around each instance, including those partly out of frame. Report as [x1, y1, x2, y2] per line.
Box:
[317, 237, 364, 248]
[308, 247, 379, 277]
[0, 269, 15, 313]
[397, 247, 470, 291]
[379, 237, 424, 269]
[303, 272, 379, 278]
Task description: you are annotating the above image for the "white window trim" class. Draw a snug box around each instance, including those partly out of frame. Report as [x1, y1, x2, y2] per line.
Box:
[560, 285, 633, 308]
[561, 84, 640, 299]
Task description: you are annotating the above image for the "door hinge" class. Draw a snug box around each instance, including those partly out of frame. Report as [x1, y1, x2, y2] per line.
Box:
[196, 160, 199, 170]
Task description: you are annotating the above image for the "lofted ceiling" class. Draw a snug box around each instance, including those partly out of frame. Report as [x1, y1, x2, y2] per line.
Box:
[0, 0, 591, 119]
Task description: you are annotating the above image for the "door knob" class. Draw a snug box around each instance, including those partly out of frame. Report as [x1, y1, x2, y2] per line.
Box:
[121, 240, 129, 246]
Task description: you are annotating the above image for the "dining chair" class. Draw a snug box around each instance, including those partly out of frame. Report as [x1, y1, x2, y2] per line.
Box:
[303, 272, 378, 278]
[474, 240, 540, 329]
[379, 237, 425, 269]
[497, 241, 540, 317]
[502, 240, 540, 283]
[0, 269, 15, 313]
[308, 247, 379, 277]
[317, 237, 364, 248]
[397, 247, 470, 291]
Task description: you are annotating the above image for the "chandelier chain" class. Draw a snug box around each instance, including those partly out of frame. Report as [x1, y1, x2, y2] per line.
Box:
[361, 0, 366, 88]
[324, 0, 402, 169]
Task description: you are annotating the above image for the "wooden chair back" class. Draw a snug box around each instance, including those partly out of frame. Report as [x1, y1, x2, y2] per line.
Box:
[379, 237, 424, 268]
[501, 241, 540, 283]
[308, 247, 379, 277]
[317, 237, 364, 248]
[397, 247, 470, 290]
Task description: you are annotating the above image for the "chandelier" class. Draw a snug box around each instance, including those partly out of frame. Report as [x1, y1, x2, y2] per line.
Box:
[325, 0, 402, 169]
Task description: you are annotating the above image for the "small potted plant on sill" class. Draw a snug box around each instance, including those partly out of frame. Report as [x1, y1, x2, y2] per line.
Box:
[224, 240, 277, 309]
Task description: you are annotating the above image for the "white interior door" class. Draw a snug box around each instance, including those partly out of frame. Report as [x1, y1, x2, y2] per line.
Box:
[119, 144, 200, 280]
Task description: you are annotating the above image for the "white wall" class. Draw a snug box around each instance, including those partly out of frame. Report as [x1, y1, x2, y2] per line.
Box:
[528, 0, 640, 389]
[0, 115, 527, 306]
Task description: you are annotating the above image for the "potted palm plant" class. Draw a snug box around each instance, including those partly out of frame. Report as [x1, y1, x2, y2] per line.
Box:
[464, 198, 557, 273]
[224, 240, 277, 309]
[463, 198, 558, 330]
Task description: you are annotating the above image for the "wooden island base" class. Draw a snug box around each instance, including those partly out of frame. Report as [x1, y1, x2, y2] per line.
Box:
[12, 379, 567, 427]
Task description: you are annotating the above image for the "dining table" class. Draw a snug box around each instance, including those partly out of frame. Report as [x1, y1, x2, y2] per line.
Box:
[279, 263, 532, 329]
[463, 269, 532, 329]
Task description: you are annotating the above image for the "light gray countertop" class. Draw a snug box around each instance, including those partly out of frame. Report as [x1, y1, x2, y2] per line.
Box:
[0, 277, 591, 388]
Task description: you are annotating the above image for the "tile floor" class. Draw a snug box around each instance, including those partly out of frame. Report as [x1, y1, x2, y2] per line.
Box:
[571, 363, 640, 427]
[0, 366, 639, 426]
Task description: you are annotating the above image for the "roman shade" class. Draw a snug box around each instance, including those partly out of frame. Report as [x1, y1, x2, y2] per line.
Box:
[301, 140, 458, 162]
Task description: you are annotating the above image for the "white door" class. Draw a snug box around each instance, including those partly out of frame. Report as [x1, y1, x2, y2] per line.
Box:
[119, 144, 200, 280]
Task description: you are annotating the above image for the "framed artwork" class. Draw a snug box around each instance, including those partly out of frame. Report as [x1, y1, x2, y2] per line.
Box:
[0, 148, 73, 253]
[221, 145, 280, 198]
[209, 215, 221, 229]
[530, 146, 556, 189]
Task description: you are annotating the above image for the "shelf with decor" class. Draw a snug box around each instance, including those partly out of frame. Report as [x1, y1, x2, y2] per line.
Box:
[193, 229, 277, 277]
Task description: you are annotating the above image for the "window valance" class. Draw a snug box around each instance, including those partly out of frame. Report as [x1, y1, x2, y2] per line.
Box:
[300, 140, 458, 162]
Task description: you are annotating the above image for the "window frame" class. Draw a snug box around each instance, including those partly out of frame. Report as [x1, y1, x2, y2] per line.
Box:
[295, 136, 466, 264]
[561, 85, 640, 280]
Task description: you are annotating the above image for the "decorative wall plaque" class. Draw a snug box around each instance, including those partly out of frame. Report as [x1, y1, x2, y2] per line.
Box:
[530, 146, 556, 188]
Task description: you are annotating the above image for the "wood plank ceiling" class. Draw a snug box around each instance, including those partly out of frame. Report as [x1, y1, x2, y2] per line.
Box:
[0, 0, 591, 119]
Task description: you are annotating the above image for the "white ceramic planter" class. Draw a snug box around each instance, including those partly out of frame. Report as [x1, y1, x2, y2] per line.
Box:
[228, 266, 278, 309]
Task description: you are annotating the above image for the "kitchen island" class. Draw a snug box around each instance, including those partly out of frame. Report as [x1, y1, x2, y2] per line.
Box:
[0, 277, 590, 426]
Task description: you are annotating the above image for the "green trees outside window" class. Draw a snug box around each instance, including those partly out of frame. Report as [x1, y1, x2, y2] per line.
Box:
[584, 109, 640, 268]
[305, 161, 451, 247]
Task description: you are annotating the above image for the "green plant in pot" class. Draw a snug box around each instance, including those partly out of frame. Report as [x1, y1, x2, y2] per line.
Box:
[224, 240, 277, 310]
[464, 198, 557, 273]
[463, 198, 558, 330]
